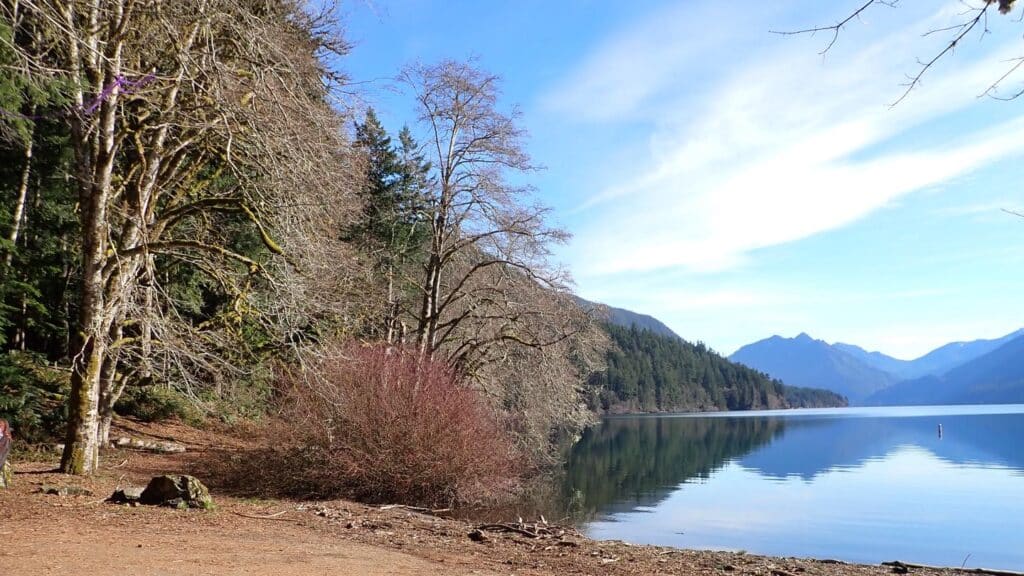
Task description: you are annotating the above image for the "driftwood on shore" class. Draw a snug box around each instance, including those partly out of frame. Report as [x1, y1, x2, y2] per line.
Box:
[472, 518, 581, 547]
[377, 504, 453, 516]
[883, 561, 1024, 576]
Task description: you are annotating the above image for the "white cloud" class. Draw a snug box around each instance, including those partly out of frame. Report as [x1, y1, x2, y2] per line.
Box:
[547, 1, 1024, 277]
[541, 2, 750, 123]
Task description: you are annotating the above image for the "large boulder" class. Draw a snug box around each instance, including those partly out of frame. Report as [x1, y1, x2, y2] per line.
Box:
[139, 475, 214, 509]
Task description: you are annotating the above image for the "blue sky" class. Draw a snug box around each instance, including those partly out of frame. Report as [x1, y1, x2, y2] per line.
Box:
[339, 0, 1024, 359]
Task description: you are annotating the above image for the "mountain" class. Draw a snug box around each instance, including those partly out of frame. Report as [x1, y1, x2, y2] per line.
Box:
[575, 297, 681, 339]
[866, 333, 1024, 406]
[730, 333, 897, 404]
[595, 324, 846, 413]
[896, 328, 1024, 377]
[831, 343, 917, 379]
[835, 329, 1024, 380]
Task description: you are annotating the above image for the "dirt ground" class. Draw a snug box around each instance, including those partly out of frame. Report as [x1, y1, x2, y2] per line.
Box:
[1, 419, 968, 576]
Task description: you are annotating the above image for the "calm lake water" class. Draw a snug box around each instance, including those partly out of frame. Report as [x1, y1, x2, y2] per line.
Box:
[562, 405, 1024, 570]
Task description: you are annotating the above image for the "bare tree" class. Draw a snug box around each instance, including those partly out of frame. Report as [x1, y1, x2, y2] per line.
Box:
[399, 60, 572, 365]
[3, 0, 361, 473]
[776, 0, 1024, 104]
[472, 277, 608, 458]
[396, 60, 608, 455]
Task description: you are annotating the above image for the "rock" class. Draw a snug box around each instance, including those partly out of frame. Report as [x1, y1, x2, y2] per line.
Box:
[107, 486, 145, 504]
[162, 497, 188, 509]
[139, 475, 213, 509]
[39, 485, 93, 497]
[0, 461, 11, 489]
[468, 529, 488, 543]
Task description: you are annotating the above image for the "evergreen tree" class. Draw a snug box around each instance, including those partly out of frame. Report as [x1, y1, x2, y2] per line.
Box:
[350, 110, 430, 342]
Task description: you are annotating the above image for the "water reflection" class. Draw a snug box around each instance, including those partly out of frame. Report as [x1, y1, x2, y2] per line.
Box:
[738, 411, 1024, 481]
[564, 416, 786, 515]
[563, 406, 1024, 570]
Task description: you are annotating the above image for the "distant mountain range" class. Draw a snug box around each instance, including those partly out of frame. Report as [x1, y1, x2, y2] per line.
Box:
[834, 329, 1024, 380]
[868, 333, 1024, 405]
[729, 329, 1024, 406]
[730, 333, 896, 403]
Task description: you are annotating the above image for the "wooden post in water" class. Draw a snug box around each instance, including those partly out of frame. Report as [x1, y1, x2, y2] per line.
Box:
[937, 423, 943, 439]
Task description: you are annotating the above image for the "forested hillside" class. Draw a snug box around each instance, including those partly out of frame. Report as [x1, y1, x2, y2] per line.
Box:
[0, 1, 607, 503]
[592, 325, 846, 413]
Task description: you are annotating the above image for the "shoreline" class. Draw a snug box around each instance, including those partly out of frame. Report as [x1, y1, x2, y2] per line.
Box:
[2, 459, 1007, 576]
[2, 418, 1017, 576]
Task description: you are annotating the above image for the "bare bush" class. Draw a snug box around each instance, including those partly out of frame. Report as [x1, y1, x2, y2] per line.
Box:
[224, 344, 521, 507]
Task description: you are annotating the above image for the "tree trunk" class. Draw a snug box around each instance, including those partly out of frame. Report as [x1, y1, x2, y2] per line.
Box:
[60, 336, 105, 473]
[141, 254, 155, 381]
[417, 255, 441, 357]
[97, 342, 123, 447]
[5, 117, 34, 268]
[60, 0, 126, 474]
[417, 210, 446, 358]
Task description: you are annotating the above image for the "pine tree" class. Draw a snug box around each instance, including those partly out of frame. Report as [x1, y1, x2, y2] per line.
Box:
[351, 110, 431, 343]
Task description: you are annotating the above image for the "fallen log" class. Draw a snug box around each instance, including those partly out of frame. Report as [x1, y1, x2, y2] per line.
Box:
[113, 436, 186, 453]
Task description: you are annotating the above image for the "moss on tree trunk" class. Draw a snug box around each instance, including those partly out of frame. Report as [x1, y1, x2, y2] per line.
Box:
[60, 340, 104, 474]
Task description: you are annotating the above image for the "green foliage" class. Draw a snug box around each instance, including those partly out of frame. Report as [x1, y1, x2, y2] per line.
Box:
[0, 99, 79, 359]
[116, 386, 201, 424]
[783, 385, 847, 407]
[0, 352, 69, 443]
[593, 324, 845, 413]
[348, 109, 431, 270]
[199, 363, 275, 424]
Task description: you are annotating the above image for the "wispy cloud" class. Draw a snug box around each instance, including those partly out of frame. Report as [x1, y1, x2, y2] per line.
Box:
[546, 1, 1024, 277]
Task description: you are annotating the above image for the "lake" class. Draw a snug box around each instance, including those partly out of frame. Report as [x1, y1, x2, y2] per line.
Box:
[562, 405, 1024, 570]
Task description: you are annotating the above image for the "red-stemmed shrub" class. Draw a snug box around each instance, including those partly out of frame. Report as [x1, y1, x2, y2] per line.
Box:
[227, 344, 521, 507]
